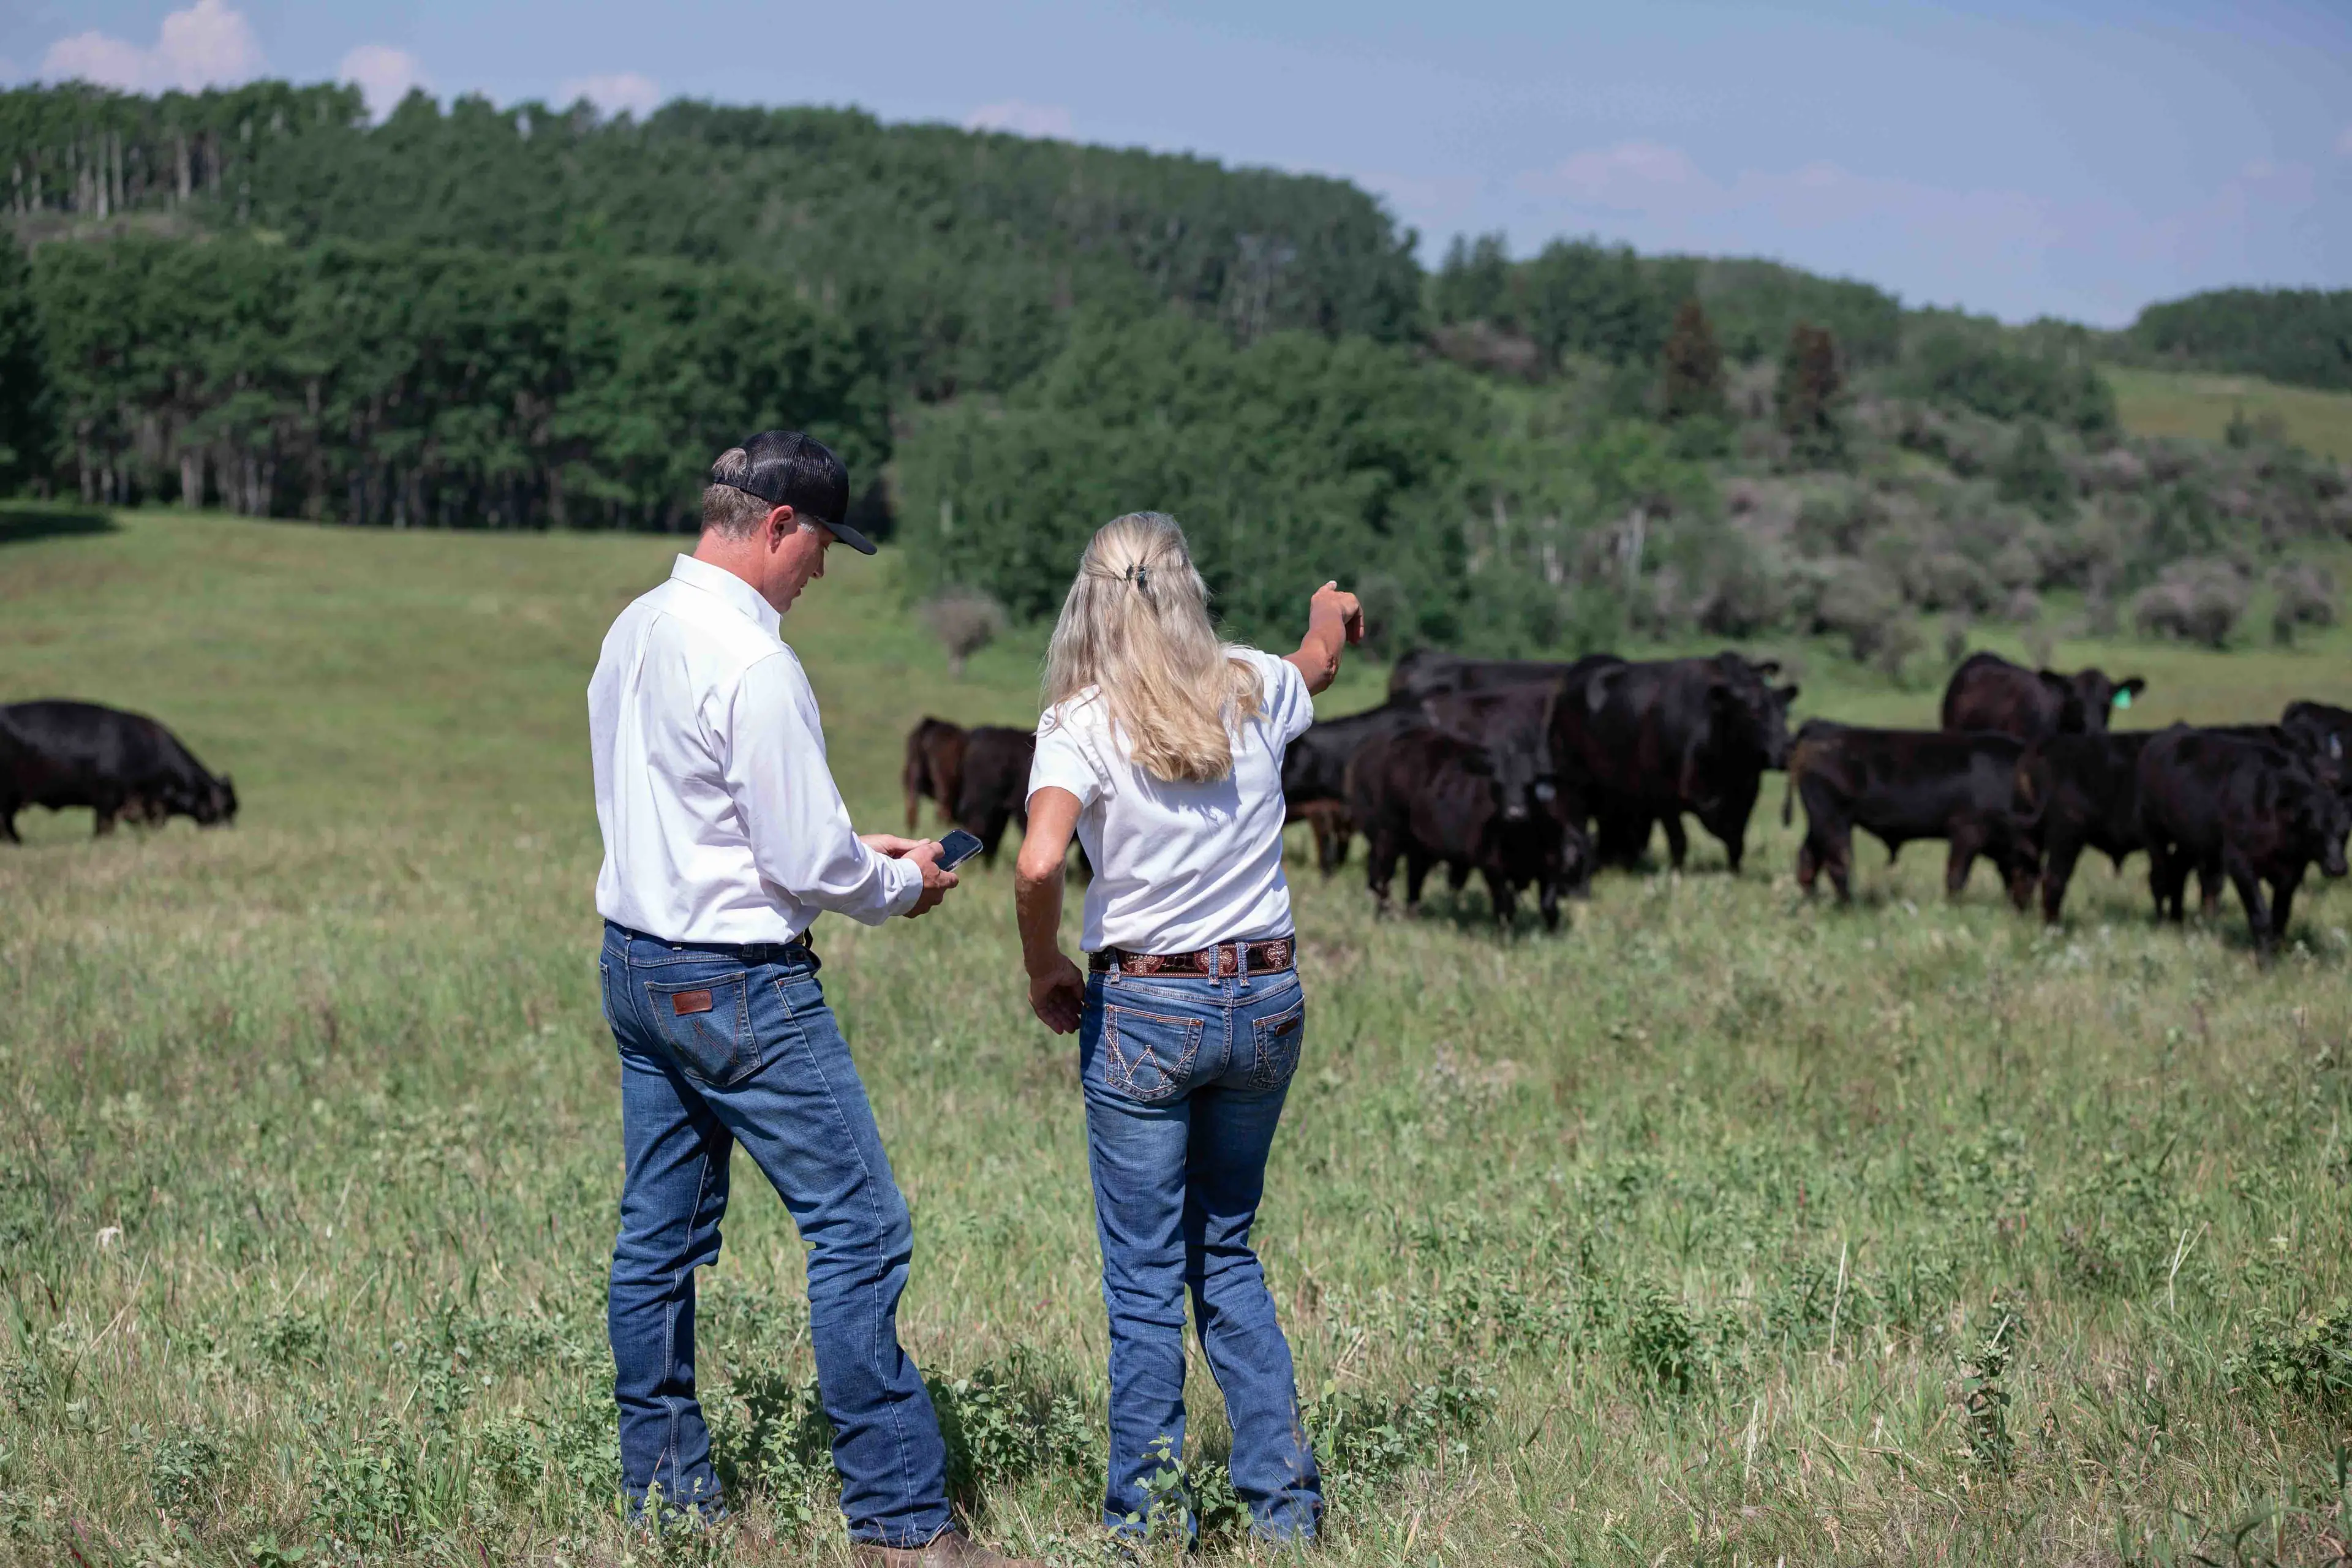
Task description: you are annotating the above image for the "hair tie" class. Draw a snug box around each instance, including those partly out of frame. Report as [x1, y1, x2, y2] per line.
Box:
[1125, 564, 1150, 591]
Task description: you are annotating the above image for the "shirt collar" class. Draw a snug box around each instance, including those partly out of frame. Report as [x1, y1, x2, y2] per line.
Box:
[669, 554, 782, 640]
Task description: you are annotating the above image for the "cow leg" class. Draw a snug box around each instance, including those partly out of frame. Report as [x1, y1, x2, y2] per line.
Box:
[2040, 837, 2083, 925]
[1945, 823, 1986, 899]
[978, 809, 1012, 867]
[1482, 867, 1517, 930]
[1403, 851, 1433, 916]
[1361, 827, 1395, 911]
[2269, 867, 2303, 948]
[1662, 814, 1689, 870]
[1827, 826, 1853, 904]
[2196, 858, 2225, 919]
[1797, 839, 1819, 894]
[1539, 876, 1562, 933]
[0, 804, 17, 845]
[1446, 861, 1472, 894]
[92, 793, 121, 837]
[2220, 849, 2274, 959]
[904, 781, 922, 835]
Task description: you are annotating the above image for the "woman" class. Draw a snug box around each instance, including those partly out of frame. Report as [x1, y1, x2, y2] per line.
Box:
[1013, 511, 1360, 1546]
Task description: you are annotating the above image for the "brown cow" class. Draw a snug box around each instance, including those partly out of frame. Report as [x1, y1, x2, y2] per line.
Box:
[902, 717, 968, 834]
[1941, 651, 2145, 742]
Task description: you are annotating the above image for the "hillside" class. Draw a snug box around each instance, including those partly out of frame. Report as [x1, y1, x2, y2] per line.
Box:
[2106, 365, 2352, 462]
[1, 81, 2346, 674]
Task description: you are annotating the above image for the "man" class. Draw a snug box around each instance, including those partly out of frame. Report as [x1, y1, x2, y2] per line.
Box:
[589, 431, 1036, 1566]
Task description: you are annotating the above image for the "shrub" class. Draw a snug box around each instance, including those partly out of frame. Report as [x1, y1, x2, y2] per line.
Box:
[921, 588, 1008, 677]
[2226, 1300, 2352, 1406]
[1777, 323, 1848, 470]
[2269, 560, 2338, 644]
[2133, 558, 2248, 648]
[1905, 329, 2119, 435]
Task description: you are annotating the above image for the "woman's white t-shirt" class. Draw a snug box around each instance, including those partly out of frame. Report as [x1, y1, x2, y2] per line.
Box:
[1027, 648, 1315, 954]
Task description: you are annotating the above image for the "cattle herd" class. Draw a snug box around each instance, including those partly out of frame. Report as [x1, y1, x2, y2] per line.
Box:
[6, 660, 2345, 964]
[911, 649, 2350, 962]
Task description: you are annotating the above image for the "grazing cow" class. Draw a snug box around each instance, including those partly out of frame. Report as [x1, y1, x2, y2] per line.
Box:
[1560, 654, 1798, 873]
[1783, 722, 2039, 905]
[1940, 650, 2146, 742]
[1279, 699, 1423, 872]
[1347, 725, 1577, 930]
[2137, 726, 2351, 959]
[954, 726, 1037, 865]
[901, 717, 968, 834]
[0, 700, 237, 843]
[1389, 649, 1623, 703]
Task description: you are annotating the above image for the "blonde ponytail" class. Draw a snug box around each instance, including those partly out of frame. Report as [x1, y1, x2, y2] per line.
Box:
[1042, 513, 1262, 783]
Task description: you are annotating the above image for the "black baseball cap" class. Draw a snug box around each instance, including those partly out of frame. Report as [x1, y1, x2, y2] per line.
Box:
[718, 430, 875, 554]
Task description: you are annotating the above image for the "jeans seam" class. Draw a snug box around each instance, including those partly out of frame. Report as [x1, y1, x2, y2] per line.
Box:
[772, 974, 923, 1539]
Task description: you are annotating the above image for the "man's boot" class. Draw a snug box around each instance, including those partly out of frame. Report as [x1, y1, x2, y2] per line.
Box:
[851, 1528, 1044, 1568]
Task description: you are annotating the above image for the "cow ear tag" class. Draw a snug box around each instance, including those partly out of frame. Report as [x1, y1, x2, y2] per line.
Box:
[2113, 690, 2132, 710]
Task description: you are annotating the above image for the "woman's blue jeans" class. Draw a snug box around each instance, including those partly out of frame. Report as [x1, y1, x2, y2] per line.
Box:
[599, 923, 951, 1545]
[1079, 960, 1323, 1543]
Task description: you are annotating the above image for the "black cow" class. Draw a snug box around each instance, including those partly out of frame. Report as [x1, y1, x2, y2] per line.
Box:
[902, 717, 969, 835]
[2137, 726, 2351, 959]
[1941, 650, 2146, 742]
[954, 726, 1036, 866]
[1280, 699, 1423, 873]
[1419, 682, 1596, 897]
[0, 700, 237, 843]
[1550, 654, 1798, 873]
[2283, 701, 2351, 788]
[1784, 722, 2039, 906]
[1347, 725, 1577, 930]
[1389, 649, 1623, 703]
[2018, 733, 2157, 924]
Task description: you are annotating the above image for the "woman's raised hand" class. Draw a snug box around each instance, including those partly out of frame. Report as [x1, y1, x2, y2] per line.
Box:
[1311, 581, 1364, 646]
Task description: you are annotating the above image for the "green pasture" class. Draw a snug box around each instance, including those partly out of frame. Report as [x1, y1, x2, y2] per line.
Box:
[4, 510, 2352, 1566]
[2106, 366, 2352, 462]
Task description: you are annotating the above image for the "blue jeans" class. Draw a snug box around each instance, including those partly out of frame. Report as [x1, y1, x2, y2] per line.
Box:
[599, 923, 950, 1545]
[1079, 961, 1322, 1542]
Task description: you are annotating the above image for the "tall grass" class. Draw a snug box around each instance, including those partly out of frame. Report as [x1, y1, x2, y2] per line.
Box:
[4, 511, 2352, 1566]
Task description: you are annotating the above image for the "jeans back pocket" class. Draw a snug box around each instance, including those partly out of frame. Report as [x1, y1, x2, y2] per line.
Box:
[1245, 993, 1306, 1090]
[643, 971, 759, 1087]
[1102, 1003, 1205, 1103]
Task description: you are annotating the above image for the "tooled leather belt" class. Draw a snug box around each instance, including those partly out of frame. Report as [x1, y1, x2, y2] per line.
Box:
[1090, 938, 1295, 976]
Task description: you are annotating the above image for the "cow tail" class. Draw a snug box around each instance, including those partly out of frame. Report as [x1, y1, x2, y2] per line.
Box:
[1782, 741, 1804, 827]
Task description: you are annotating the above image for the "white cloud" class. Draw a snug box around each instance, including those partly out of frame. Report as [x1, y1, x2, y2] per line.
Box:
[965, 100, 1074, 140]
[559, 72, 662, 119]
[43, 0, 263, 92]
[341, 44, 426, 121]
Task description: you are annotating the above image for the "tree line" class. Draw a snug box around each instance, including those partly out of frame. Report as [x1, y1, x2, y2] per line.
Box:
[2127, 287, 2352, 395]
[31, 235, 885, 529]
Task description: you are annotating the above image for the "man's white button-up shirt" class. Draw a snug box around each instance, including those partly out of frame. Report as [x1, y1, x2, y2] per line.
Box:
[589, 554, 921, 944]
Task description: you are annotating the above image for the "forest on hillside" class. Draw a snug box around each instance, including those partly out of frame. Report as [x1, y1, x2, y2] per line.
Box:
[2, 80, 2346, 666]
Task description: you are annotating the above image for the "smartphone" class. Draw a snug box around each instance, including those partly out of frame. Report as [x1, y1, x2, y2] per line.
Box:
[935, 829, 986, 871]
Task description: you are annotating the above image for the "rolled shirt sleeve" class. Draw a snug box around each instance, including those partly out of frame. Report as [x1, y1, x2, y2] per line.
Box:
[718, 649, 922, 924]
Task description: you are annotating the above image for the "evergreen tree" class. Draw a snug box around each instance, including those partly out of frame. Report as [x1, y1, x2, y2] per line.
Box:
[1776, 322, 1846, 470]
[1996, 421, 2072, 518]
[1659, 297, 1726, 423]
[0, 231, 47, 488]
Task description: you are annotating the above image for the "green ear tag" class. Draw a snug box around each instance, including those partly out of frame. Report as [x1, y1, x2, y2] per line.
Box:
[2113, 690, 2132, 710]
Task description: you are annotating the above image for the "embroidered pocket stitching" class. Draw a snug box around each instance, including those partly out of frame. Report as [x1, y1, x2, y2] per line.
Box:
[1248, 998, 1306, 1090]
[1104, 1005, 1202, 1102]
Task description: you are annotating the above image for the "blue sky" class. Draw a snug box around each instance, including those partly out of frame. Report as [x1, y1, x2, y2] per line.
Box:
[9, 0, 2348, 326]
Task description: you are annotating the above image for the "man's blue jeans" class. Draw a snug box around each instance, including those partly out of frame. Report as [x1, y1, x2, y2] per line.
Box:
[599, 922, 950, 1545]
[1079, 960, 1322, 1542]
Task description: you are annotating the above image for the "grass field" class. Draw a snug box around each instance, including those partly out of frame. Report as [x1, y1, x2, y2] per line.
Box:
[6, 509, 2352, 1567]
[2105, 366, 2352, 462]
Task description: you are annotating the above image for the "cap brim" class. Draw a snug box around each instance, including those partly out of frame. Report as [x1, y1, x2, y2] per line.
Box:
[826, 519, 878, 555]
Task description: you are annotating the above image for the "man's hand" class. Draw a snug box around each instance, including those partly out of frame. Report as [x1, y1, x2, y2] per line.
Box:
[1027, 952, 1086, 1035]
[895, 839, 959, 919]
[859, 833, 926, 858]
[1311, 580, 1365, 646]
